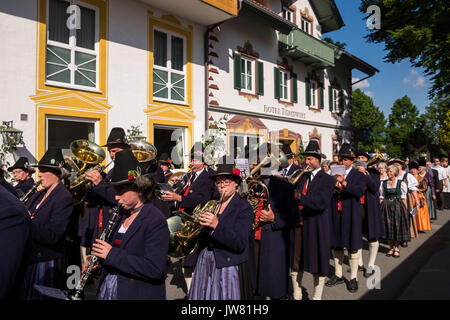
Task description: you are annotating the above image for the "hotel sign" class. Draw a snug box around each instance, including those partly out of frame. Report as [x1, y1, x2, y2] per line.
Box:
[263, 105, 306, 120]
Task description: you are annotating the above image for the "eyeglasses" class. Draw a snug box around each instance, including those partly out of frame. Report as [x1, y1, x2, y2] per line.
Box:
[215, 180, 233, 186]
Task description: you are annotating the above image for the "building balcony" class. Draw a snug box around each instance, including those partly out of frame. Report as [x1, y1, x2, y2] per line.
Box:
[279, 29, 335, 69]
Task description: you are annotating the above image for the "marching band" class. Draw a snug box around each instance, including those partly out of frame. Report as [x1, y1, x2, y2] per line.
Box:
[0, 126, 444, 301]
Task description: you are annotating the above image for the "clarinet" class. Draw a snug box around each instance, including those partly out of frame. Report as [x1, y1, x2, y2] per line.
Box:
[20, 180, 41, 204]
[69, 205, 122, 300]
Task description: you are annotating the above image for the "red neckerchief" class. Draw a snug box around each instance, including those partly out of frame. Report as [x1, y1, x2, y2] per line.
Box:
[360, 193, 366, 205]
[178, 178, 193, 212]
[254, 197, 265, 240]
[297, 178, 309, 226]
[337, 184, 343, 213]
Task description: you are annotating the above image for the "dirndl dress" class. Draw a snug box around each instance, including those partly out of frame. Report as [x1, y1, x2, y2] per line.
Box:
[188, 248, 240, 300]
[381, 180, 411, 242]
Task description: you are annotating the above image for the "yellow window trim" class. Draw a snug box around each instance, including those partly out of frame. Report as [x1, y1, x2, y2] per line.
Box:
[36, 105, 108, 163]
[37, 0, 108, 99]
[148, 12, 192, 109]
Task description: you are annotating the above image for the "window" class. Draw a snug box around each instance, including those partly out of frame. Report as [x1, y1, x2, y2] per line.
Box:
[310, 80, 317, 107]
[230, 133, 260, 162]
[153, 29, 186, 103]
[154, 126, 185, 169]
[46, 0, 99, 90]
[302, 18, 311, 34]
[46, 115, 97, 158]
[333, 88, 339, 111]
[240, 56, 255, 94]
[280, 70, 290, 102]
[282, 7, 294, 23]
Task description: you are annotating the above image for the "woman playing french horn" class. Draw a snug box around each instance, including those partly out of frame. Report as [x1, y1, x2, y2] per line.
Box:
[188, 155, 254, 300]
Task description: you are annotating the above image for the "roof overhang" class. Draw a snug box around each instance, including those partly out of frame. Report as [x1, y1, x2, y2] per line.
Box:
[309, 0, 345, 33]
[240, 0, 297, 35]
[138, 0, 238, 26]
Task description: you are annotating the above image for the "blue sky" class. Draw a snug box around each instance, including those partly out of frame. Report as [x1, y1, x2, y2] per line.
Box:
[327, 0, 432, 116]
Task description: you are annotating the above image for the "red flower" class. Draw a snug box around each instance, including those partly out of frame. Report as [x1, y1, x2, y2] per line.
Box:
[232, 168, 241, 176]
[128, 174, 134, 180]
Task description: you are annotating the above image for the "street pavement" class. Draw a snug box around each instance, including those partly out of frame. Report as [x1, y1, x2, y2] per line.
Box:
[85, 209, 450, 300]
[165, 209, 450, 300]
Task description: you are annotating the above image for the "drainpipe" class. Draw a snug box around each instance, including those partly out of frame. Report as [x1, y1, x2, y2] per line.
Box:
[204, 0, 244, 132]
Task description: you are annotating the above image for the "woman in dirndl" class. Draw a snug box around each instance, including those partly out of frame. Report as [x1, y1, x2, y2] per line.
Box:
[188, 156, 254, 300]
[380, 165, 410, 258]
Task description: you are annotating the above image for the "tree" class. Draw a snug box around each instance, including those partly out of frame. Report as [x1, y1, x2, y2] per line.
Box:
[360, 0, 450, 99]
[351, 89, 386, 152]
[323, 37, 347, 49]
[385, 95, 420, 158]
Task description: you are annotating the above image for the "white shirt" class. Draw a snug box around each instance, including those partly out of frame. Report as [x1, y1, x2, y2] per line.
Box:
[193, 168, 204, 182]
[433, 165, 448, 181]
[380, 179, 408, 200]
[309, 168, 321, 182]
[345, 167, 352, 178]
[279, 163, 293, 177]
[444, 166, 450, 192]
[399, 171, 418, 191]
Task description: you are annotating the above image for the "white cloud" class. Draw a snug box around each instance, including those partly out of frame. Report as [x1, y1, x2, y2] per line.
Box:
[403, 69, 425, 88]
[352, 77, 370, 89]
[364, 91, 374, 97]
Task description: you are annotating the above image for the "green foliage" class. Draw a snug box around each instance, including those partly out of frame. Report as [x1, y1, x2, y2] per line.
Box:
[385, 95, 420, 158]
[202, 114, 229, 166]
[125, 124, 144, 140]
[360, 0, 450, 100]
[0, 124, 18, 179]
[351, 89, 386, 152]
[297, 140, 305, 162]
[323, 37, 347, 49]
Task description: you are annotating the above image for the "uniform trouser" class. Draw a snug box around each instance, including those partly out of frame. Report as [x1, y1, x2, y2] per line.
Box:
[444, 192, 450, 209]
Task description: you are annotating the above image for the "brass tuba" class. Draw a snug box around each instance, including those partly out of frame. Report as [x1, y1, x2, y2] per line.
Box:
[287, 165, 312, 186]
[65, 139, 108, 205]
[167, 190, 225, 258]
[129, 138, 157, 163]
[366, 149, 384, 167]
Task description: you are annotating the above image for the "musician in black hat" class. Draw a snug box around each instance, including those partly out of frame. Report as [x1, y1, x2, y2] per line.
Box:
[158, 153, 173, 183]
[23, 147, 74, 299]
[160, 141, 219, 293]
[276, 143, 301, 180]
[326, 143, 365, 293]
[91, 149, 169, 300]
[8, 157, 36, 197]
[354, 148, 385, 278]
[247, 142, 299, 300]
[188, 155, 254, 300]
[85, 127, 130, 246]
[290, 140, 334, 300]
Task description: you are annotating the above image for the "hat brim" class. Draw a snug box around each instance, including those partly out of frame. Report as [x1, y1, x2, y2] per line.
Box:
[31, 164, 62, 174]
[388, 159, 405, 165]
[303, 152, 326, 159]
[106, 179, 135, 186]
[102, 142, 131, 149]
[209, 172, 242, 183]
[7, 166, 35, 173]
[355, 153, 370, 159]
[339, 154, 356, 159]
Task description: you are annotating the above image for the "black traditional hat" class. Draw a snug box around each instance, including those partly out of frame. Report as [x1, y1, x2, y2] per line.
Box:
[32, 147, 65, 173]
[281, 143, 294, 158]
[418, 158, 427, 167]
[338, 143, 355, 159]
[189, 142, 206, 163]
[209, 155, 242, 183]
[108, 149, 144, 186]
[102, 127, 131, 148]
[354, 148, 370, 160]
[302, 139, 326, 159]
[408, 160, 419, 171]
[388, 158, 405, 166]
[8, 156, 35, 173]
[158, 153, 171, 166]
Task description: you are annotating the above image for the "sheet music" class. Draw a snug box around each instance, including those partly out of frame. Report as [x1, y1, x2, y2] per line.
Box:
[330, 165, 346, 176]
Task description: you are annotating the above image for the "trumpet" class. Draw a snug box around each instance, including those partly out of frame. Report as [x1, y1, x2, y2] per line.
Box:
[286, 165, 312, 186]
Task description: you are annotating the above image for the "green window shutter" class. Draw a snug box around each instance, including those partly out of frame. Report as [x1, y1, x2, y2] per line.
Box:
[339, 89, 344, 111]
[274, 67, 280, 99]
[292, 73, 298, 103]
[319, 83, 324, 109]
[233, 52, 241, 90]
[257, 61, 264, 95]
[329, 86, 333, 111]
[305, 78, 311, 106]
